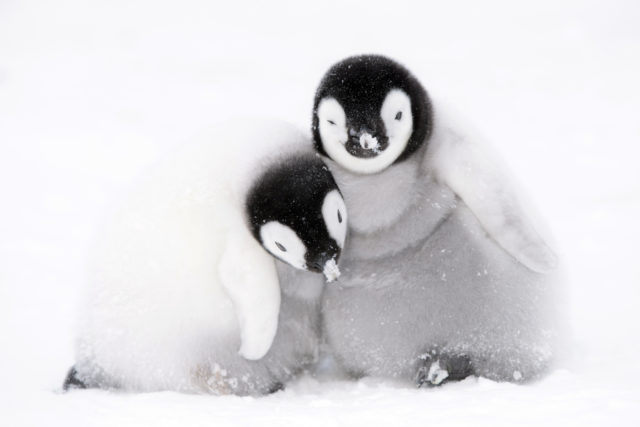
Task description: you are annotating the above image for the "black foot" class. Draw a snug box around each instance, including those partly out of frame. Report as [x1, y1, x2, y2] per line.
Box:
[63, 366, 87, 391]
[267, 381, 284, 394]
[415, 351, 474, 388]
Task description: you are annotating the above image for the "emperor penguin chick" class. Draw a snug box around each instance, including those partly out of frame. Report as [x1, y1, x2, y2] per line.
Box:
[64, 121, 347, 395]
[312, 55, 562, 386]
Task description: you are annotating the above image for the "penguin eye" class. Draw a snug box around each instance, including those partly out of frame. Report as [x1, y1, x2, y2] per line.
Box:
[337, 210, 342, 224]
[327, 119, 336, 125]
[395, 111, 402, 121]
[275, 242, 287, 252]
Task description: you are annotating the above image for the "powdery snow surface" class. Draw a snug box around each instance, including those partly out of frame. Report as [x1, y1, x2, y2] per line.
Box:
[1, 0, 640, 426]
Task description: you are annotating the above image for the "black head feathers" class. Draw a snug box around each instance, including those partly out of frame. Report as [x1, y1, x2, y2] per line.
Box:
[312, 54, 432, 165]
[245, 154, 342, 272]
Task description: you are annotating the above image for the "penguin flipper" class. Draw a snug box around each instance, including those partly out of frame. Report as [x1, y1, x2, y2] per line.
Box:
[219, 222, 281, 361]
[426, 127, 557, 273]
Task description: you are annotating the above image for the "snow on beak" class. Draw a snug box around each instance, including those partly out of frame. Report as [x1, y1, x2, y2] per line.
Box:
[323, 258, 341, 282]
[358, 133, 380, 152]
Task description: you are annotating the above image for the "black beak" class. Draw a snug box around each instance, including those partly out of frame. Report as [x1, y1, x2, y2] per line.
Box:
[348, 127, 377, 146]
[307, 243, 341, 273]
[345, 126, 389, 157]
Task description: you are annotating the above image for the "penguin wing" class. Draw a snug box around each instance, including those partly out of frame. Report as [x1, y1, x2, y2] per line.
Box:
[218, 217, 281, 360]
[426, 127, 557, 273]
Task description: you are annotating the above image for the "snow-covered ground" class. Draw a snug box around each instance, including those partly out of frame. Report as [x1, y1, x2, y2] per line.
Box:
[1, 0, 639, 425]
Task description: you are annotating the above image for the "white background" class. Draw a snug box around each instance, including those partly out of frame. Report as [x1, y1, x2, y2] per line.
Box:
[1, 0, 639, 425]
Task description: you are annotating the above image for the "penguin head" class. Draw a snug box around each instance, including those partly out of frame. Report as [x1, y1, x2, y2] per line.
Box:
[246, 155, 347, 282]
[312, 55, 432, 174]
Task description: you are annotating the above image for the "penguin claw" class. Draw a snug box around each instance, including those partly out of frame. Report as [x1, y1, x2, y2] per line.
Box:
[415, 366, 429, 388]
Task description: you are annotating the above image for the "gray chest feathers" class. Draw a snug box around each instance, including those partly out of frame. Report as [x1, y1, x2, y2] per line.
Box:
[323, 152, 558, 382]
[326, 148, 457, 261]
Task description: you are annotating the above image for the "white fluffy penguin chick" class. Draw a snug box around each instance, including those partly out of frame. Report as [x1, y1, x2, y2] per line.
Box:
[63, 120, 347, 395]
[312, 55, 563, 386]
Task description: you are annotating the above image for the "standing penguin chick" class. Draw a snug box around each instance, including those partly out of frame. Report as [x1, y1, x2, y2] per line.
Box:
[65, 121, 347, 395]
[313, 55, 562, 386]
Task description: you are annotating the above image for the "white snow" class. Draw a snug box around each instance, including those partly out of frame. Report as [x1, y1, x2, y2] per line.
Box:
[358, 133, 380, 151]
[427, 360, 450, 386]
[1, 0, 640, 426]
[323, 258, 341, 283]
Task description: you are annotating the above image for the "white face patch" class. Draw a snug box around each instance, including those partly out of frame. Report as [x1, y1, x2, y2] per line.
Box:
[380, 88, 413, 158]
[317, 97, 349, 154]
[321, 189, 347, 248]
[317, 90, 413, 175]
[259, 221, 307, 270]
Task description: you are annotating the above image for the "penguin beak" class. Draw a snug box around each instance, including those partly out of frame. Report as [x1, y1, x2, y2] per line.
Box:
[349, 128, 379, 150]
[307, 246, 341, 282]
[346, 127, 389, 158]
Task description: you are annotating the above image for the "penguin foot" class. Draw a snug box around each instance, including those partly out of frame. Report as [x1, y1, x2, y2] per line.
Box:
[267, 381, 285, 394]
[62, 366, 87, 391]
[414, 352, 474, 388]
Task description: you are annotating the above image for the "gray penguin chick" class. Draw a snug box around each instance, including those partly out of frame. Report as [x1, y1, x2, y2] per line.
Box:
[312, 55, 562, 386]
[63, 121, 348, 395]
